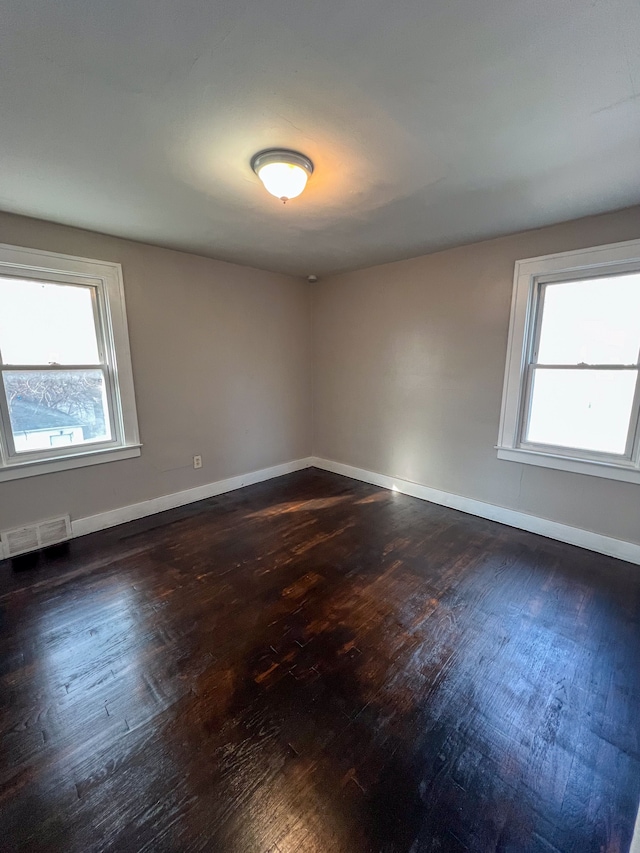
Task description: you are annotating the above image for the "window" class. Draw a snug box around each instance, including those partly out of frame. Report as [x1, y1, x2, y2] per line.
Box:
[0, 244, 140, 481]
[497, 238, 640, 484]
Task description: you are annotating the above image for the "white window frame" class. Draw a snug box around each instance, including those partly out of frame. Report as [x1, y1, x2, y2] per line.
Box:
[497, 237, 640, 485]
[0, 244, 141, 482]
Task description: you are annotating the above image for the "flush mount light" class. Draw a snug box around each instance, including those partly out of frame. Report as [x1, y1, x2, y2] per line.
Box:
[251, 149, 314, 203]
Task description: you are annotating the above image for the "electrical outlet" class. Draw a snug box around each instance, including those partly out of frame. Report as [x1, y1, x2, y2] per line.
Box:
[193, 455, 202, 469]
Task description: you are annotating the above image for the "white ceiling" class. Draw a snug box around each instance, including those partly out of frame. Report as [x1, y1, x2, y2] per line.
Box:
[1, 0, 639, 277]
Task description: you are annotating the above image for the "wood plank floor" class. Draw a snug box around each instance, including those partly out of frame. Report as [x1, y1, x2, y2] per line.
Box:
[0, 468, 639, 853]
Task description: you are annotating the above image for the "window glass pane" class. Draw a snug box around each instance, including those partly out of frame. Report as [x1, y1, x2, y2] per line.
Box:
[525, 368, 637, 454]
[3, 369, 111, 453]
[0, 278, 100, 365]
[537, 274, 640, 365]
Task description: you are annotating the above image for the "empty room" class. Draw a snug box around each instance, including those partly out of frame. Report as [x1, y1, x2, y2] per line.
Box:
[1, 0, 639, 851]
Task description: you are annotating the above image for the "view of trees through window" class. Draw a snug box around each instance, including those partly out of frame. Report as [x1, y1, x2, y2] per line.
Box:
[4, 370, 110, 452]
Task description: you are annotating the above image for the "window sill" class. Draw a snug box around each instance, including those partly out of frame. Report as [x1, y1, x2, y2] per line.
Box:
[496, 446, 640, 484]
[0, 444, 142, 482]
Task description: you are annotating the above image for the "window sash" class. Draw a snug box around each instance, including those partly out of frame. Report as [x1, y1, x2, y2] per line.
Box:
[518, 364, 640, 462]
[516, 277, 640, 463]
[0, 364, 121, 464]
[0, 273, 129, 468]
[530, 278, 640, 368]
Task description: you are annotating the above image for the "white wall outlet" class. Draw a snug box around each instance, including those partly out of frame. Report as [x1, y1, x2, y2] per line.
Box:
[193, 455, 202, 469]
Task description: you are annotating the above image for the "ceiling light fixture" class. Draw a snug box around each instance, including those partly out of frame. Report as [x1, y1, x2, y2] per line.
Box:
[251, 149, 314, 203]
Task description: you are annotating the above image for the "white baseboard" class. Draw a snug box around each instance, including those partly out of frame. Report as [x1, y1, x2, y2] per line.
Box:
[71, 457, 314, 539]
[310, 457, 640, 566]
[19, 452, 637, 567]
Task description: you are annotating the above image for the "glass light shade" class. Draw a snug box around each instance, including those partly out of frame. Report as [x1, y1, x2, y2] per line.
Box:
[256, 162, 309, 200]
[251, 150, 314, 202]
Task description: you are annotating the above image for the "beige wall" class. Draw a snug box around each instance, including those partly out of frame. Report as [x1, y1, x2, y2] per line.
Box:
[0, 212, 312, 530]
[313, 206, 640, 545]
[2, 205, 639, 545]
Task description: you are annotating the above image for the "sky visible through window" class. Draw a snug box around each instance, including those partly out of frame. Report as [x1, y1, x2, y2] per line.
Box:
[526, 273, 640, 455]
[0, 277, 99, 364]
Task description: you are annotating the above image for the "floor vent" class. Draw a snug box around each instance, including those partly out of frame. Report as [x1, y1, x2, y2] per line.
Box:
[1, 515, 72, 559]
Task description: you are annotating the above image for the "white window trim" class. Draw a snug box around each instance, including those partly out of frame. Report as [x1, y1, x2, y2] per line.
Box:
[497, 237, 640, 484]
[0, 243, 141, 482]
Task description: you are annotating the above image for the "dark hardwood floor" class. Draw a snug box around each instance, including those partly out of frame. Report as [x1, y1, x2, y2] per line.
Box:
[0, 468, 639, 853]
